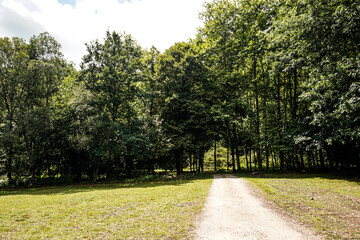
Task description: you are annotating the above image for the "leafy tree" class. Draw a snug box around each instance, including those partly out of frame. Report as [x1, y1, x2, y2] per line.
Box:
[80, 30, 145, 178]
[0, 37, 29, 179]
[0, 33, 68, 179]
[80, 30, 143, 123]
[156, 42, 211, 175]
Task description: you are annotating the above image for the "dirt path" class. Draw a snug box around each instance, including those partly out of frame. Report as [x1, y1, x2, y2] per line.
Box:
[195, 174, 322, 240]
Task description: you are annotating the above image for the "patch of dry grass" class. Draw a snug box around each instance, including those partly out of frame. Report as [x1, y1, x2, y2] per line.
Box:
[237, 172, 360, 239]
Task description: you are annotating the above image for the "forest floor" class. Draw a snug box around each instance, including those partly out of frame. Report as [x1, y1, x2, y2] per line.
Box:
[195, 174, 323, 240]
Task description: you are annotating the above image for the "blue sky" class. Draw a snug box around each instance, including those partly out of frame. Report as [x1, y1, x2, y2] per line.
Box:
[0, 0, 206, 67]
[58, 0, 76, 6]
[57, 0, 133, 7]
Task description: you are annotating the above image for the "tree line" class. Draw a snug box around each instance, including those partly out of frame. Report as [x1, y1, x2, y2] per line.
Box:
[0, 0, 359, 183]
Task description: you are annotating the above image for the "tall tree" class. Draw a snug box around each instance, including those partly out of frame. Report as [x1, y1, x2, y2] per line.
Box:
[80, 30, 145, 178]
[156, 42, 211, 175]
[0, 37, 29, 179]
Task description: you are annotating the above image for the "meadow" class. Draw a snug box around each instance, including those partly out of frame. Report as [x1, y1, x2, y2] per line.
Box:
[1, 172, 359, 239]
[0, 175, 212, 239]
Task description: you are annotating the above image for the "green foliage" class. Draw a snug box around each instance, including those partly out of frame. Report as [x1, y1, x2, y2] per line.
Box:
[197, 0, 360, 171]
[80, 31, 142, 122]
[156, 42, 212, 174]
[1, 0, 359, 183]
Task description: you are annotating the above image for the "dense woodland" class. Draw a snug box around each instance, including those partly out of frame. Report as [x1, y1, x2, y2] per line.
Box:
[0, 0, 359, 183]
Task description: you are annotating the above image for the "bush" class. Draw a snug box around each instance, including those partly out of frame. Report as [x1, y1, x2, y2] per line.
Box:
[138, 175, 155, 181]
[0, 175, 78, 188]
[0, 176, 34, 188]
[0, 179, 9, 188]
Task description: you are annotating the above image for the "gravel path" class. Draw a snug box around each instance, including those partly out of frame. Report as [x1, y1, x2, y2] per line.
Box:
[195, 174, 322, 240]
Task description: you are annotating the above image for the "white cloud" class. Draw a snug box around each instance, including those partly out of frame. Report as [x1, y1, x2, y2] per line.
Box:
[0, 0, 206, 67]
[2, 0, 31, 17]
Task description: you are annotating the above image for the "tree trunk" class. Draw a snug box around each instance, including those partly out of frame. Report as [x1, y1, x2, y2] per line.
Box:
[227, 147, 230, 171]
[6, 120, 14, 180]
[231, 145, 236, 173]
[279, 151, 284, 171]
[314, 151, 319, 169]
[232, 123, 240, 172]
[271, 150, 275, 170]
[253, 55, 262, 171]
[126, 156, 134, 178]
[312, 151, 317, 169]
[47, 153, 52, 177]
[306, 151, 312, 169]
[265, 145, 269, 170]
[249, 149, 252, 171]
[236, 145, 240, 172]
[244, 147, 249, 171]
[7, 148, 13, 180]
[197, 149, 204, 173]
[257, 148, 262, 171]
[189, 154, 192, 172]
[214, 140, 217, 172]
[200, 149, 204, 172]
[325, 147, 334, 169]
[195, 152, 198, 173]
[253, 149, 257, 171]
[293, 68, 298, 120]
[277, 74, 284, 172]
[175, 148, 183, 176]
[300, 153, 305, 170]
[319, 149, 325, 170]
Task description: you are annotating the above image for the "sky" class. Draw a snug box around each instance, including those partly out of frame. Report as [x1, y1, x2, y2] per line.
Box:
[0, 0, 206, 67]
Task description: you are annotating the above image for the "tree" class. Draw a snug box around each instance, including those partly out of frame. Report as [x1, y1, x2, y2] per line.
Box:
[80, 30, 145, 178]
[80, 30, 143, 123]
[156, 42, 211, 175]
[22, 32, 68, 177]
[0, 37, 29, 179]
[0, 32, 68, 179]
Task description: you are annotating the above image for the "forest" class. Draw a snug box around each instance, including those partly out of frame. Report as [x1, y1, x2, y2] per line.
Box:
[0, 0, 359, 184]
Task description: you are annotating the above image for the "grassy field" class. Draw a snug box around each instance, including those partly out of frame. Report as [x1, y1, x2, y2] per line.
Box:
[237, 172, 360, 239]
[0, 174, 213, 239]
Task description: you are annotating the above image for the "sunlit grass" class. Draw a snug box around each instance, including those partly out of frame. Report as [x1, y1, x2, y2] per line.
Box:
[0, 175, 213, 239]
[236, 172, 360, 240]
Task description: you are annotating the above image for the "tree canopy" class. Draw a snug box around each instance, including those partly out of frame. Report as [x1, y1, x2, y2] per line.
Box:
[1, 0, 359, 184]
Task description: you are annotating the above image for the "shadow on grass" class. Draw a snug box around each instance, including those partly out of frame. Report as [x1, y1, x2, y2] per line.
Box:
[232, 170, 360, 185]
[0, 173, 213, 197]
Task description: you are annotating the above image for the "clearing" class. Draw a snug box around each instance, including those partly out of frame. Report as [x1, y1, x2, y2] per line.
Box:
[0, 175, 212, 239]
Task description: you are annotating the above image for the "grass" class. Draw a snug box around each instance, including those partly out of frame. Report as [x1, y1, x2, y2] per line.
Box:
[0, 174, 213, 239]
[235, 172, 360, 240]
